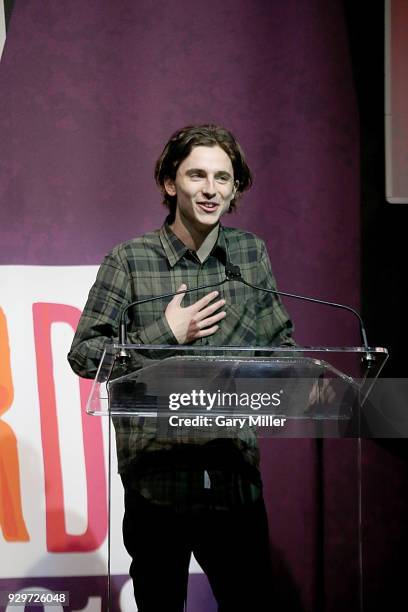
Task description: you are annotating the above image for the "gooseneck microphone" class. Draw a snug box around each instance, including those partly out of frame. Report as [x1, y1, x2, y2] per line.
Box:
[117, 259, 371, 363]
[224, 262, 371, 352]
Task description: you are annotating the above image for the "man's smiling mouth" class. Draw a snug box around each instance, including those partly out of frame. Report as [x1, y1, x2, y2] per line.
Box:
[196, 202, 219, 212]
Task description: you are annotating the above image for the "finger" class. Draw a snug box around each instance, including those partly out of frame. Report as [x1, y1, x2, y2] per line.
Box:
[325, 385, 336, 403]
[308, 381, 318, 405]
[308, 388, 317, 405]
[195, 298, 226, 321]
[196, 310, 226, 329]
[319, 379, 333, 403]
[193, 325, 220, 339]
[171, 283, 187, 306]
[190, 290, 220, 313]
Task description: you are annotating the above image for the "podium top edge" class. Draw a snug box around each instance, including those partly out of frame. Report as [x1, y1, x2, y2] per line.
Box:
[109, 344, 388, 354]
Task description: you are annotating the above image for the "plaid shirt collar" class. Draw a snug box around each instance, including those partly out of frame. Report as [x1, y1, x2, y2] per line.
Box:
[159, 220, 228, 268]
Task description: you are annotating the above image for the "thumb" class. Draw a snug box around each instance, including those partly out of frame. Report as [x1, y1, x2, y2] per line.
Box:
[171, 283, 187, 307]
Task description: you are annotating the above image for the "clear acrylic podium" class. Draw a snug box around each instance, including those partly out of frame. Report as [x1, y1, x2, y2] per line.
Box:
[86, 344, 388, 612]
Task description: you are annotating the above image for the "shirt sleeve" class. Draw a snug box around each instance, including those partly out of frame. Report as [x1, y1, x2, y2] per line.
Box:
[67, 251, 177, 379]
[256, 240, 296, 347]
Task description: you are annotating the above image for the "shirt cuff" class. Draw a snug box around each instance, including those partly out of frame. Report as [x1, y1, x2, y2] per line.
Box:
[132, 314, 178, 346]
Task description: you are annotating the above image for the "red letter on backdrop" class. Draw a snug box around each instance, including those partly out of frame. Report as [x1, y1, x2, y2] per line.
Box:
[33, 303, 107, 552]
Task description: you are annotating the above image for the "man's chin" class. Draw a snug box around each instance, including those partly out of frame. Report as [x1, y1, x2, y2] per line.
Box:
[195, 216, 220, 230]
[195, 209, 224, 225]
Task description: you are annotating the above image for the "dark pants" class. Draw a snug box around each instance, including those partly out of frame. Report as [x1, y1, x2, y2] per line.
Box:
[121, 487, 274, 612]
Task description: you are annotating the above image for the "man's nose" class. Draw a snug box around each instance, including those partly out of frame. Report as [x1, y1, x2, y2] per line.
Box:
[202, 177, 216, 198]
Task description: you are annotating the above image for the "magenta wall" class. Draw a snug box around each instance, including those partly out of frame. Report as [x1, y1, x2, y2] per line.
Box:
[0, 1, 361, 610]
[0, 0, 360, 346]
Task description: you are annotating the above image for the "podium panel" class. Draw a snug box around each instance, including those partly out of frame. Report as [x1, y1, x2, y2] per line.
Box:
[88, 344, 388, 611]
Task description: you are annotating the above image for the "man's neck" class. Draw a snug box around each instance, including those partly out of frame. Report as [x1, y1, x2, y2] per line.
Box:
[170, 217, 218, 251]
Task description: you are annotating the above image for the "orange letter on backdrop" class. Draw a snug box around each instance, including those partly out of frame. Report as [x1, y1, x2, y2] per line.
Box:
[0, 307, 29, 541]
[33, 303, 107, 552]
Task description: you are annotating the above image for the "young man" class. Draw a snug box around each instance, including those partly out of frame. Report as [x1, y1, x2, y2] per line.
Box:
[68, 125, 294, 611]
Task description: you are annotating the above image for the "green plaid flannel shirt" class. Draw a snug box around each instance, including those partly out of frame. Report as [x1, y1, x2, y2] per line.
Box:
[68, 221, 294, 509]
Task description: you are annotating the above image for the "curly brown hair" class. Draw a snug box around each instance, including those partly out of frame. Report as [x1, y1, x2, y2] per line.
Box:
[154, 124, 253, 221]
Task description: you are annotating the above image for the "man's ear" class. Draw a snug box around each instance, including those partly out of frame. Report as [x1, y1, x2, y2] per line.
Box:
[164, 177, 177, 197]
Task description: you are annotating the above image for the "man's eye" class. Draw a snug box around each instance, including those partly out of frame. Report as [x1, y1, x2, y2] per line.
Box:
[216, 176, 229, 183]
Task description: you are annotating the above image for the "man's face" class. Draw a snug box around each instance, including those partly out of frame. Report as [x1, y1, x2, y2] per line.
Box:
[164, 145, 237, 234]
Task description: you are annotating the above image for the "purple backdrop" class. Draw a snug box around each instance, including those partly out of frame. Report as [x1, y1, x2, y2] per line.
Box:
[0, 1, 363, 611]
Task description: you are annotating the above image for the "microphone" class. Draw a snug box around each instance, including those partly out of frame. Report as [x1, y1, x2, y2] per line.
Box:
[117, 257, 372, 366]
[224, 262, 373, 364]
